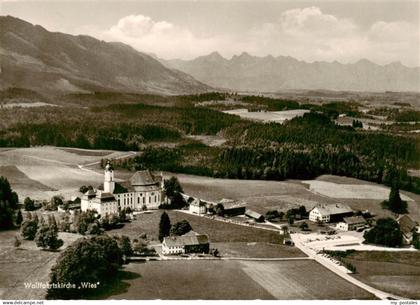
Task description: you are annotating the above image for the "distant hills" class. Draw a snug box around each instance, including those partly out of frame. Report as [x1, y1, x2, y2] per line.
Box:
[0, 16, 210, 95]
[164, 52, 420, 92]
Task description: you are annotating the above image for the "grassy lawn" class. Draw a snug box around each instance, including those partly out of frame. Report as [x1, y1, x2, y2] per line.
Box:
[111, 210, 283, 244]
[240, 260, 375, 300]
[213, 242, 306, 258]
[342, 251, 420, 299]
[0, 230, 81, 299]
[107, 260, 275, 300]
[104, 259, 374, 300]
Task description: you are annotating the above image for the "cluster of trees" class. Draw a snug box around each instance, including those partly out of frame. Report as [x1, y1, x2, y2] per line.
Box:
[158, 212, 193, 242]
[114, 111, 420, 195]
[392, 110, 420, 122]
[71, 208, 132, 235]
[47, 235, 124, 299]
[363, 218, 403, 247]
[21, 213, 63, 250]
[265, 210, 285, 221]
[161, 177, 187, 209]
[0, 176, 19, 230]
[352, 120, 363, 128]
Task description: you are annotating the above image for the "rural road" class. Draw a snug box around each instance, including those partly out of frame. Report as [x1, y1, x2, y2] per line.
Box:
[290, 233, 406, 300]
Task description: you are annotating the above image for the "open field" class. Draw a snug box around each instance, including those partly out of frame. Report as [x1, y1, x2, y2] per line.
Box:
[108, 260, 274, 300]
[213, 242, 306, 258]
[342, 251, 420, 299]
[304, 180, 413, 201]
[240, 260, 374, 300]
[0, 147, 134, 200]
[106, 260, 374, 300]
[0, 230, 82, 299]
[111, 210, 284, 244]
[223, 109, 310, 123]
[1, 146, 418, 222]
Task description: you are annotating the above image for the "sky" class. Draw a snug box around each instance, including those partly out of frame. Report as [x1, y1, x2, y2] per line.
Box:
[1, 0, 419, 66]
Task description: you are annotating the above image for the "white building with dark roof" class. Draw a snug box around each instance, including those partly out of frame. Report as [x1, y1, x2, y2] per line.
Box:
[189, 198, 207, 215]
[309, 203, 353, 223]
[81, 161, 164, 215]
[162, 231, 210, 255]
[337, 216, 367, 231]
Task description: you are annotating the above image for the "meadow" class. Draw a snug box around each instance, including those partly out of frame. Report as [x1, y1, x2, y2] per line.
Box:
[342, 251, 420, 299]
[105, 260, 375, 300]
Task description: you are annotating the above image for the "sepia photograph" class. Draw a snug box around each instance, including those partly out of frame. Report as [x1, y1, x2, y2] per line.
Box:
[0, 0, 419, 302]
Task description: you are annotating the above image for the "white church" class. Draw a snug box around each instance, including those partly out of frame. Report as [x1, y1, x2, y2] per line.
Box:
[81, 161, 164, 215]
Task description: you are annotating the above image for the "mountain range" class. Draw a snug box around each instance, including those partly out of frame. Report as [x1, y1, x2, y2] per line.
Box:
[1, 16, 419, 95]
[0, 16, 210, 95]
[164, 52, 420, 92]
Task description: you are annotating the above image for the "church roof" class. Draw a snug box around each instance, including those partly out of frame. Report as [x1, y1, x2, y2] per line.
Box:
[93, 191, 116, 203]
[130, 170, 160, 186]
[84, 189, 96, 197]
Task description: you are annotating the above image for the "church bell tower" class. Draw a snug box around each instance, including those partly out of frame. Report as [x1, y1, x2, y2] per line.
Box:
[104, 161, 115, 193]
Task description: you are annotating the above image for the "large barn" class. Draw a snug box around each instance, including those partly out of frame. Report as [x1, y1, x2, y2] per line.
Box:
[309, 203, 353, 223]
[81, 161, 164, 215]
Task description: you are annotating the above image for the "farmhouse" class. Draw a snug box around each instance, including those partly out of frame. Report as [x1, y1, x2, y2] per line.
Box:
[337, 216, 367, 231]
[309, 203, 353, 223]
[397, 215, 419, 245]
[189, 198, 207, 215]
[162, 231, 210, 255]
[81, 161, 164, 215]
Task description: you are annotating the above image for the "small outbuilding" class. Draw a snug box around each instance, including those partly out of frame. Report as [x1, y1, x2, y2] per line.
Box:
[189, 198, 207, 215]
[397, 215, 419, 245]
[245, 209, 265, 222]
[337, 216, 367, 231]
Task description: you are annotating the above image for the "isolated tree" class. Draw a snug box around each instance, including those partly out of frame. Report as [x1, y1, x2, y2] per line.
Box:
[24, 197, 36, 211]
[288, 216, 294, 225]
[133, 238, 148, 254]
[382, 184, 407, 214]
[0, 176, 18, 209]
[59, 214, 71, 232]
[0, 176, 19, 229]
[79, 185, 89, 194]
[114, 235, 133, 257]
[298, 206, 307, 217]
[15, 209, 23, 226]
[21, 219, 38, 240]
[47, 195, 64, 211]
[170, 220, 192, 236]
[299, 222, 309, 231]
[215, 203, 225, 216]
[158, 212, 171, 242]
[14, 235, 21, 248]
[164, 176, 183, 198]
[86, 222, 102, 235]
[169, 192, 187, 209]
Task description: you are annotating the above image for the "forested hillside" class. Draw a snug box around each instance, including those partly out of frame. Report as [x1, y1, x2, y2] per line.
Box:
[0, 90, 419, 194]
